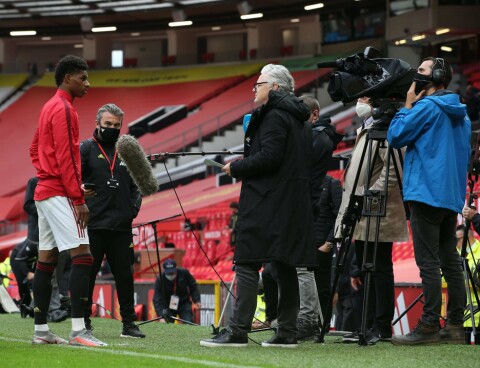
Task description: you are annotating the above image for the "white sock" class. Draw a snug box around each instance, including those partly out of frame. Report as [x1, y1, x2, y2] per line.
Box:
[35, 324, 49, 332]
[71, 318, 86, 332]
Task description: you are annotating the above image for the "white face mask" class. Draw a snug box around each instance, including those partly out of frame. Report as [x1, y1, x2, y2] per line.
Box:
[166, 273, 177, 281]
[356, 102, 372, 118]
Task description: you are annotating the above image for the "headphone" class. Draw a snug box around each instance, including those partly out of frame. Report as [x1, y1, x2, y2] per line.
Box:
[431, 57, 446, 86]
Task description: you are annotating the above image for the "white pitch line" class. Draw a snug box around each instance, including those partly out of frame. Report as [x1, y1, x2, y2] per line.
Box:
[0, 336, 264, 368]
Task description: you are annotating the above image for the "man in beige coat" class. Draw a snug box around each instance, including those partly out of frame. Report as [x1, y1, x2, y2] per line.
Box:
[334, 97, 409, 344]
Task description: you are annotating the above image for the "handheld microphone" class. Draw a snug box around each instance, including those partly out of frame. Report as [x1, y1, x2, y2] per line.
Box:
[116, 134, 159, 197]
[243, 114, 251, 133]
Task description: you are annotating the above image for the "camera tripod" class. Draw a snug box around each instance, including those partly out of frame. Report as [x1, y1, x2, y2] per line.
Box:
[459, 134, 480, 343]
[317, 109, 406, 346]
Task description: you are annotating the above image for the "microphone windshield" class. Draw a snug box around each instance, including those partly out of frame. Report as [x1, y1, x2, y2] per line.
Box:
[116, 135, 158, 197]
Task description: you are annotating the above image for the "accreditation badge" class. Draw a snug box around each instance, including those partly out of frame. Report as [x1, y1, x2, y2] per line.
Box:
[169, 295, 179, 311]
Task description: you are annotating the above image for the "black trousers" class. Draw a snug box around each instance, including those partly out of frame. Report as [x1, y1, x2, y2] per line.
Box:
[354, 240, 394, 335]
[261, 262, 278, 322]
[314, 250, 333, 320]
[10, 248, 32, 306]
[229, 261, 299, 338]
[409, 201, 466, 325]
[85, 229, 137, 323]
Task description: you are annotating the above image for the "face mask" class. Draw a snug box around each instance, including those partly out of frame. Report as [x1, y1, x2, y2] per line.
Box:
[413, 72, 433, 94]
[98, 126, 120, 143]
[166, 273, 177, 281]
[356, 102, 372, 118]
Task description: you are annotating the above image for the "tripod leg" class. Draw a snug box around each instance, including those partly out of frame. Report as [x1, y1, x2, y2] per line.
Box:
[463, 259, 477, 343]
[316, 236, 353, 343]
[212, 273, 236, 333]
[392, 292, 424, 326]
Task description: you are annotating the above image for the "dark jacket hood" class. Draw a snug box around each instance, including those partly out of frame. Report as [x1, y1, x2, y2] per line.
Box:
[265, 90, 310, 123]
[312, 117, 344, 147]
[424, 90, 467, 121]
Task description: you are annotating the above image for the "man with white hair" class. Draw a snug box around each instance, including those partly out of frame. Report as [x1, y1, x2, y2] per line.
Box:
[201, 64, 315, 348]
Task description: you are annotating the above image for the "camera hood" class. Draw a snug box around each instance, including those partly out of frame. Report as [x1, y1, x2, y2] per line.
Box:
[324, 57, 415, 104]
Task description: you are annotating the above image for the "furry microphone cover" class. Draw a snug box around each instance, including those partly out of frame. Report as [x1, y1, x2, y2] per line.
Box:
[116, 134, 158, 196]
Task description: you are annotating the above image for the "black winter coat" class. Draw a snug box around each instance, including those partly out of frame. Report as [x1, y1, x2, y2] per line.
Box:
[311, 118, 343, 200]
[80, 132, 142, 231]
[230, 90, 316, 267]
[312, 175, 342, 245]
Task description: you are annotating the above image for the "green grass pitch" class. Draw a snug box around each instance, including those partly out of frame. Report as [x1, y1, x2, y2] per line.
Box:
[0, 314, 478, 368]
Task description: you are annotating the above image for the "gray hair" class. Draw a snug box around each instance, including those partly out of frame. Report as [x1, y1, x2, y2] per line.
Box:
[96, 103, 124, 123]
[261, 64, 295, 93]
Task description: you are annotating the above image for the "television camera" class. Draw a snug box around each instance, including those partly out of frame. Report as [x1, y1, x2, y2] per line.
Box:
[318, 46, 416, 105]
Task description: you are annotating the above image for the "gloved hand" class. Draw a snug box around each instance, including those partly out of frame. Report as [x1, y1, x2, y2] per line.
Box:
[162, 308, 173, 323]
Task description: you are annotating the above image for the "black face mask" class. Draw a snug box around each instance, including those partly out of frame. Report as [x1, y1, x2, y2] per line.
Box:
[413, 72, 433, 94]
[98, 127, 120, 143]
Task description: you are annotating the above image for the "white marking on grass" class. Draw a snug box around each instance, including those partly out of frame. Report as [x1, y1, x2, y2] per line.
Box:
[0, 336, 263, 368]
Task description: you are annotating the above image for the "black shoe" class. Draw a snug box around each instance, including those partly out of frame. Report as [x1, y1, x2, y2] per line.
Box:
[121, 322, 146, 338]
[296, 320, 316, 341]
[391, 320, 440, 346]
[365, 327, 392, 344]
[342, 331, 359, 343]
[20, 304, 34, 318]
[262, 334, 298, 348]
[47, 309, 68, 323]
[200, 328, 248, 347]
[439, 322, 465, 344]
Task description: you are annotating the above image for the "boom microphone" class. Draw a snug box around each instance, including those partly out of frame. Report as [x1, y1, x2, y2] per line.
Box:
[116, 134, 159, 196]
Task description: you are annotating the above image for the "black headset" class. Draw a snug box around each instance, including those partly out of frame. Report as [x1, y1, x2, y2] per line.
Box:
[431, 58, 446, 86]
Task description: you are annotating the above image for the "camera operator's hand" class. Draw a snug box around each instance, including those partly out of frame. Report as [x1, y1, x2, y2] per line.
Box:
[462, 205, 477, 220]
[27, 272, 34, 281]
[405, 82, 426, 109]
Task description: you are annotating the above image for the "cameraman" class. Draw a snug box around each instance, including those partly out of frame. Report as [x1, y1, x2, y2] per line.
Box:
[335, 97, 409, 344]
[388, 57, 471, 345]
[153, 259, 201, 323]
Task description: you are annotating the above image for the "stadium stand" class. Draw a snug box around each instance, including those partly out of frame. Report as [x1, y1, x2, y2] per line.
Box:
[0, 63, 263, 198]
[140, 68, 330, 155]
[0, 73, 28, 106]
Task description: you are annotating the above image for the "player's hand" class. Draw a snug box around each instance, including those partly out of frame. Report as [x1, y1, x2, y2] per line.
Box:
[74, 204, 89, 229]
[193, 303, 202, 311]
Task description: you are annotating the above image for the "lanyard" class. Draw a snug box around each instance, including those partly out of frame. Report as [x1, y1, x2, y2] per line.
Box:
[93, 137, 117, 178]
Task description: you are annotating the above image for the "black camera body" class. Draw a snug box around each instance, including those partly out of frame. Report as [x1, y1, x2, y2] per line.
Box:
[318, 47, 416, 105]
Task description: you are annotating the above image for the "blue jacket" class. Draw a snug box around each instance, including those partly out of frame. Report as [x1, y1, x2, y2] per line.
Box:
[387, 92, 471, 213]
